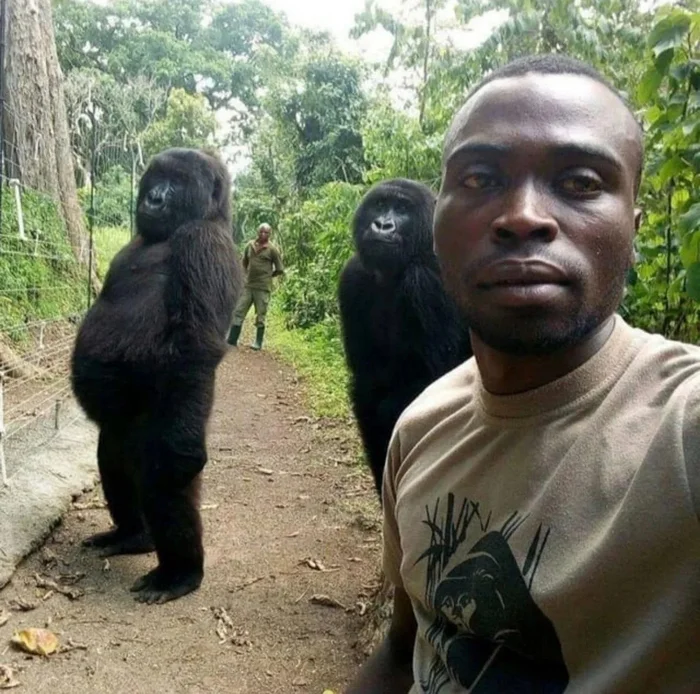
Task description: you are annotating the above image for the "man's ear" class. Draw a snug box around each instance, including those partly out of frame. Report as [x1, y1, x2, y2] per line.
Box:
[634, 208, 642, 233]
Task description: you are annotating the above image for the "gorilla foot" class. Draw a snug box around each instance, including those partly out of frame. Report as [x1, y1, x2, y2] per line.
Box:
[83, 529, 154, 557]
[131, 566, 203, 605]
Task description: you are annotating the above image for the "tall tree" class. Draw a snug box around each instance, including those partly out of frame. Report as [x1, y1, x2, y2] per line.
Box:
[3, 0, 95, 279]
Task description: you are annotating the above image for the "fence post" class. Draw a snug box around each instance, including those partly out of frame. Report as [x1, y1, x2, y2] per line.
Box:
[9, 179, 25, 240]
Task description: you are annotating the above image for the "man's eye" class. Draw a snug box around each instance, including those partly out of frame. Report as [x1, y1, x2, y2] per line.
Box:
[463, 173, 500, 190]
[560, 175, 602, 194]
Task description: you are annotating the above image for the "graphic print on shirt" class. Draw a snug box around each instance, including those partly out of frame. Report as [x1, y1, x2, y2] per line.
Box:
[416, 494, 569, 693]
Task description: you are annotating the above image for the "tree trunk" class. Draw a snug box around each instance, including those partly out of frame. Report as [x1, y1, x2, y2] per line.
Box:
[3, 0, 99, 291]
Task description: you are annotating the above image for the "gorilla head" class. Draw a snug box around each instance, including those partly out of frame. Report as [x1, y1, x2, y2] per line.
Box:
[352, 178, 436, 273]
[137, 148, 231, 242]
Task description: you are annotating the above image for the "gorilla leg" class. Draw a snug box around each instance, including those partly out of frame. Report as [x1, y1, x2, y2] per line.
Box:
[363, 425, 390, 497]
[131, 373, 213, 604]
[83, 427, 153, 557]
[133, 468, 203, 604]
[353, 403, 392, 497]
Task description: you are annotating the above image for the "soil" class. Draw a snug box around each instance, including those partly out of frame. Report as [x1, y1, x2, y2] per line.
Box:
[0, 345, 382, 693]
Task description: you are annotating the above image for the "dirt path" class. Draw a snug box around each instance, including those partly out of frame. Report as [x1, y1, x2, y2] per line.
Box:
[0, 347, 380, 693]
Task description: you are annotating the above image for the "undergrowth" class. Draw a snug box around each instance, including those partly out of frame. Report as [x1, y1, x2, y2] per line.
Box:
[0, 187, 86, 342]
[93, 226, 131, 279]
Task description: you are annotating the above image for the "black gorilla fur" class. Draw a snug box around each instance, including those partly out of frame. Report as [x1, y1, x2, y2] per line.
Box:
[338, 179, 471, 497]
[71, 148, 241, 603]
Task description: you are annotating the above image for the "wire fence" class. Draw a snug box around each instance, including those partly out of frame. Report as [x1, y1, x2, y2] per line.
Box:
[0, 45, 137, 485]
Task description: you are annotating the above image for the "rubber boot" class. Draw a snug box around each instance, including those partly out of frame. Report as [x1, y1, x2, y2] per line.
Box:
[227, 324, 242, 346]
[251, 325, 265, 351]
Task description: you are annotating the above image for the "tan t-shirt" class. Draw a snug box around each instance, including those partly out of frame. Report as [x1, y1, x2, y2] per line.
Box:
[383, 315, 700, 694]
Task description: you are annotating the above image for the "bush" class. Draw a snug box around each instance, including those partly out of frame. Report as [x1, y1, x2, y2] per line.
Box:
[78, 165, 135, 229]
[276, 181, 363, 329]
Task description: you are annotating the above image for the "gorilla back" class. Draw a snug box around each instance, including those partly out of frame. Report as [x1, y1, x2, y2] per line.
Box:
[338, 179, 471, 497]
[71, 148, 241, 604]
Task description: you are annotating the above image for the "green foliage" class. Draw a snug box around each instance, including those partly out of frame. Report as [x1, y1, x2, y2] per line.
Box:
[93, 226, 132, 280]
[621, 5, 700, 339]
[141, 89, 217, 158]
[276, 182, 363, 329]
[78, 166, 135, 229]
[0, 187, 85, 335]
[54, 0, 287, 115]
[362, 103, 442, 185]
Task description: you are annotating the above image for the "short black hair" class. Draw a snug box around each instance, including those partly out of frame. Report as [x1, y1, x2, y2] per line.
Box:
[467, 54, 630, 107]
[455, 54, 644, 193]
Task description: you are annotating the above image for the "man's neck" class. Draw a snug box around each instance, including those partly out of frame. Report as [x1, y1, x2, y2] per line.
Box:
[472, 316, 615, 396]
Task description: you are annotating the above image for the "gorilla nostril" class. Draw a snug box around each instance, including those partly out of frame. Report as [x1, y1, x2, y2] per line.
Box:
[147, 189, 165, 206]
[372, 217, 396, 234]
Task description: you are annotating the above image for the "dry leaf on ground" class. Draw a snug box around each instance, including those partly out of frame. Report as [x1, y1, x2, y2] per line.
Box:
[9, 598, 37, 612]
[0, 664, 20, 689]
[11, 628, 60, 656]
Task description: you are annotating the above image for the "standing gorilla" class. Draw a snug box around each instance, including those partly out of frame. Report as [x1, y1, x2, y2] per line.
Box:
[71, 148, 241, 604]
[338, 179, 471, 497]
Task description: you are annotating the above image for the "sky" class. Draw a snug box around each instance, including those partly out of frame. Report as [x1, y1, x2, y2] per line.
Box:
[258, 0, 505, 62]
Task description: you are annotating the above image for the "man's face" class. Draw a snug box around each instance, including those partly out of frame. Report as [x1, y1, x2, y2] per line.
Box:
[258, 227, 271, 243]
[434, 74, 642, 356]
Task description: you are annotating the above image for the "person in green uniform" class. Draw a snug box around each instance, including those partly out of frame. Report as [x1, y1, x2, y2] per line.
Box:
[227, 223, 284, 350]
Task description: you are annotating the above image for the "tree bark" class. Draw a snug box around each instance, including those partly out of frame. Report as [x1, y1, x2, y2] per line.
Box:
[3, 0, 99, 291]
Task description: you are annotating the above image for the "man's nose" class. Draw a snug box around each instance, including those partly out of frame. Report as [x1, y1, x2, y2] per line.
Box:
[490, 182, 558, 244]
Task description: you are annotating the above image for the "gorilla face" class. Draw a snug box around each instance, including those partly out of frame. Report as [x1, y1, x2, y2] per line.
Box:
[353, 179, 436, 273]
[137, 148, 227, 242]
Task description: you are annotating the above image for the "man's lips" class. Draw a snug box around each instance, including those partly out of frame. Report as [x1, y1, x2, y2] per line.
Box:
[475, 260, 569, 288]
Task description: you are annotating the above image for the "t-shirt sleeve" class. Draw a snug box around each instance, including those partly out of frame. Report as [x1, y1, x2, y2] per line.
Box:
[682, 380, 700, 522]
[381, 428, 404, 588]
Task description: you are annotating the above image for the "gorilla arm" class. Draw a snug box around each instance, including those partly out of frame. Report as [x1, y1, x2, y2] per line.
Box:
[338, 255, 379, 379]
[399, 262, 468, 379]
[345, 585, 416, 693]
[166, 221, 241, 356]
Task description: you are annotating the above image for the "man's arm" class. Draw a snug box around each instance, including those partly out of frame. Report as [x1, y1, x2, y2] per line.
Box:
[345, 585, 416, 694]
[242, 242, 250, 272]
[271, 246, 284, 277]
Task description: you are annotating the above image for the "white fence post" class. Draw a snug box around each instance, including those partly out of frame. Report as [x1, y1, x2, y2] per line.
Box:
[9, 179, 26, 241]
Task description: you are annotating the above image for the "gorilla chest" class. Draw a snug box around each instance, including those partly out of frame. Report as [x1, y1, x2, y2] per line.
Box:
[106, 243, 170, 300]
[367, 290, 411, 354]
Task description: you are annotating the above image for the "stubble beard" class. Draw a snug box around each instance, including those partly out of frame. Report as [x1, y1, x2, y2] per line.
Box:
[446, 273, 628, 358]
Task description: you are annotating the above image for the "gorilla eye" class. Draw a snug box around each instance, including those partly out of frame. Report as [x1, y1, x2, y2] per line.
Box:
[559, 174, 602, 196]
[463, 172, 500, 190]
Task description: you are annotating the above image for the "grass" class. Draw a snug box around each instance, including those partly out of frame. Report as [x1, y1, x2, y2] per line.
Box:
[266, 303, 351, 420]
[93, 226, 131, 279]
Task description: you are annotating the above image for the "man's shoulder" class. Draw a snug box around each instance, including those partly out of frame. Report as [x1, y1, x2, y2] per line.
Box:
[627, 323, 700, 395]
[395, 358, 478, 435]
